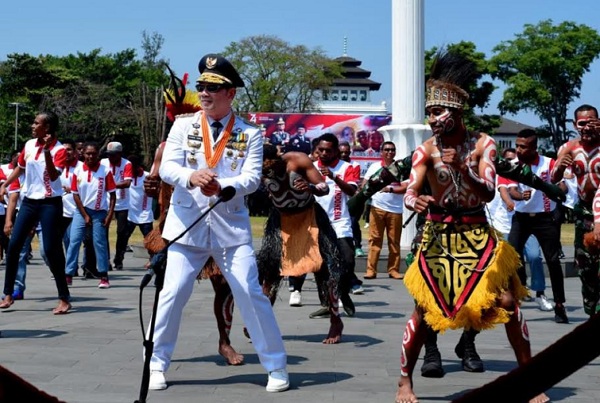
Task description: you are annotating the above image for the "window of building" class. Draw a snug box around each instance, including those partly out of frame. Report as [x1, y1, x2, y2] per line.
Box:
[341, 89, 348, 101]
[359, 90, 367, 101]
[350, 90, 357, 101]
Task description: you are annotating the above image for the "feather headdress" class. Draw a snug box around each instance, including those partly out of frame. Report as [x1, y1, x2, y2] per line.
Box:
[163, 64, 201, 122]
[426, 50, 477, 109]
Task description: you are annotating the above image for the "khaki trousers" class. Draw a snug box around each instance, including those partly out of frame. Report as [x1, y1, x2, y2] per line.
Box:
[367, 206, 403, 274]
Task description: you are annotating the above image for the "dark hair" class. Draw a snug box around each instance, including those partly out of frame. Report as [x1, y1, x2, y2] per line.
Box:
[40, 111, 59, 135]
[128, 154, 144, 171]
[517, 128, 537, 138]
[339, 141, 351, 148]
[318, 132, 339, 149]
[263, 144, 279, 160]
[502, 147, 516, 158]
[311, 138, 320, 152]
[62, 138, 76, 148]
[74, 136, 87, 144]
[83, 141, 100, 152]
[574, 104, 598, 119]
[382, 141, 395, 149]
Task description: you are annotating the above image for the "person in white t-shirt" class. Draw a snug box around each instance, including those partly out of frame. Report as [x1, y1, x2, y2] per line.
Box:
[59, 139, 84, 255]
[123, 155, 154, 244]
[490, 148, 552, 312]
[65, 142, 116, 289]
[0, 111, 71, 314]
[100, 142, 133, 270]
[314, 133, 364, 297]
[506, 129, 568, 324]
[363, 141, 407, 280]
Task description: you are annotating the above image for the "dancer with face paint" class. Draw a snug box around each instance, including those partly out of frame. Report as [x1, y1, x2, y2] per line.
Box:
[394, 50, 549, 403]
[552, 104, 600, 316]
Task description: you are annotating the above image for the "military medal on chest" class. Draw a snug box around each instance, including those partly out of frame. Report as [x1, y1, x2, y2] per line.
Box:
[187, 123, 203, 164]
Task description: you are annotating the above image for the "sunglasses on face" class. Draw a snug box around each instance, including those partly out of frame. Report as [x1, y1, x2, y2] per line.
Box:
[382, 148, 396, 152]
[195, 83, 225, 93]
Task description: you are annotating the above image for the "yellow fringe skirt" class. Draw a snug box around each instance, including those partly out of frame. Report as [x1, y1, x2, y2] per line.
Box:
[403, 219, 528, 333]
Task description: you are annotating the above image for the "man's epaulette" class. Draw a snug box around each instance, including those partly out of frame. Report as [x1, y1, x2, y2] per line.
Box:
[175, 113, 195, 119]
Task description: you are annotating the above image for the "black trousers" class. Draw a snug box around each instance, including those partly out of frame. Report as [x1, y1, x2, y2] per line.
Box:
[508, 211, 565, 304]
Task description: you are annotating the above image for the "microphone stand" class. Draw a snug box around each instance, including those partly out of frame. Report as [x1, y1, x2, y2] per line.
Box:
[135, 187, 235, 403]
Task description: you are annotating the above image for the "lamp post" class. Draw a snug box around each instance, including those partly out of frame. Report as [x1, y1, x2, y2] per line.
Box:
[8, 102, 24, 151]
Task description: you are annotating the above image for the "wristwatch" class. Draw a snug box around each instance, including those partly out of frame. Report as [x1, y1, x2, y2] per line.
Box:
[388, 186, 393, 193]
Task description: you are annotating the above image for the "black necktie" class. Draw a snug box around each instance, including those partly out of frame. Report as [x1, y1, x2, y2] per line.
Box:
[211, 121, 223, 142]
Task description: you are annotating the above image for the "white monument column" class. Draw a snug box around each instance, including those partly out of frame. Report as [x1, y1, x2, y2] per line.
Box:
[378, 0, 431, 248]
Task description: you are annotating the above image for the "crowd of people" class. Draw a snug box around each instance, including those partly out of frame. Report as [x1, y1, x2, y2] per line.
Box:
[0, 50, 598, 403]
[0, 123, 154, 313]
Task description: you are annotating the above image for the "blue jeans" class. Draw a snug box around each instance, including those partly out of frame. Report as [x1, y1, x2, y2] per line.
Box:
[524, 236, 546, 292]
[65, 208, 109, 276]
[14, 233, 34, 293]
[4, 197, 69, 300]
[502, 232, 545, 293]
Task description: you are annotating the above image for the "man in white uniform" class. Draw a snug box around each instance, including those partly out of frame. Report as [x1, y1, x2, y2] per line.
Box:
[148, 54, 289, 393]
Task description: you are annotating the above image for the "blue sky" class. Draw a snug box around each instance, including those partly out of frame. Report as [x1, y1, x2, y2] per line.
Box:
[2, 0, 599, 128]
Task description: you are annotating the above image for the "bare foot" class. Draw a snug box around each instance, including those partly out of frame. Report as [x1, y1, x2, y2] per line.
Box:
[323, 315, 343, 344]
[395, 381, 419, 403]
[529, 393, 550, 403]
[218, 344, 244, 365]
[0, 296, 14, 309]
[53, 300, 72, 315]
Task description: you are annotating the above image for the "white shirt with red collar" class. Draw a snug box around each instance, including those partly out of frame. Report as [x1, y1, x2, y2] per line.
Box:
[100, 157, 133, 211]
[0, 167, 6, 215]
[71, 163, 116, 211]
[503, 155, 557, 213]
[1, 163, 16, 209]
[61, 159, 83, 218]
[17, 138, 66, 199]
[364, 160, 405, 214]
[7, 174, 26, 209]
[314, 158, 359, 238]
[128, 169, 154, 224]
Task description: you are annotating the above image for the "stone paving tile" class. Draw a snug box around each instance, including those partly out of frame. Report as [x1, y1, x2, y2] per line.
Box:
[0, 245, 597, 402]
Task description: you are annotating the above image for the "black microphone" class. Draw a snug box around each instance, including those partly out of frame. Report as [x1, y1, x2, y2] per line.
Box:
[140, 186, 237, 289]
[218, 185, 236, 202]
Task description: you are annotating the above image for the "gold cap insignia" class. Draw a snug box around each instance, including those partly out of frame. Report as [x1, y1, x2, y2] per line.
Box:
[206, 57, 217, 69]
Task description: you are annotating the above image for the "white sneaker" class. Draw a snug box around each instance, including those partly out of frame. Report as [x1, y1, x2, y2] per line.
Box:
[289, 291, 302, 307]
[149, 370, 167, 390]
[351, 285, 364, 295]
[535, 295, 554, 311]
[266, 369, 289, 392]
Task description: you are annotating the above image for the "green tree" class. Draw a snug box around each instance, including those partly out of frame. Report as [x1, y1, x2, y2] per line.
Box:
[0, 35, 170, 165]
[425, 41, 502, 134]
[221, 35, 343, 114]
[490, 19, 600, 151]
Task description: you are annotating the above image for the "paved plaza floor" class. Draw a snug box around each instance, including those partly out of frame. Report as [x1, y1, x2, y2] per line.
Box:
[0, 246, 598, 402]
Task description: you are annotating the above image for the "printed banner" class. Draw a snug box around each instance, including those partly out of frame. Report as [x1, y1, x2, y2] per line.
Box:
[246, 113, 392, 176]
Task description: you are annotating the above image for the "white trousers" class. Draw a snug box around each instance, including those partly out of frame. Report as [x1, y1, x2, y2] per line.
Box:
[149, 242, 287, 373]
